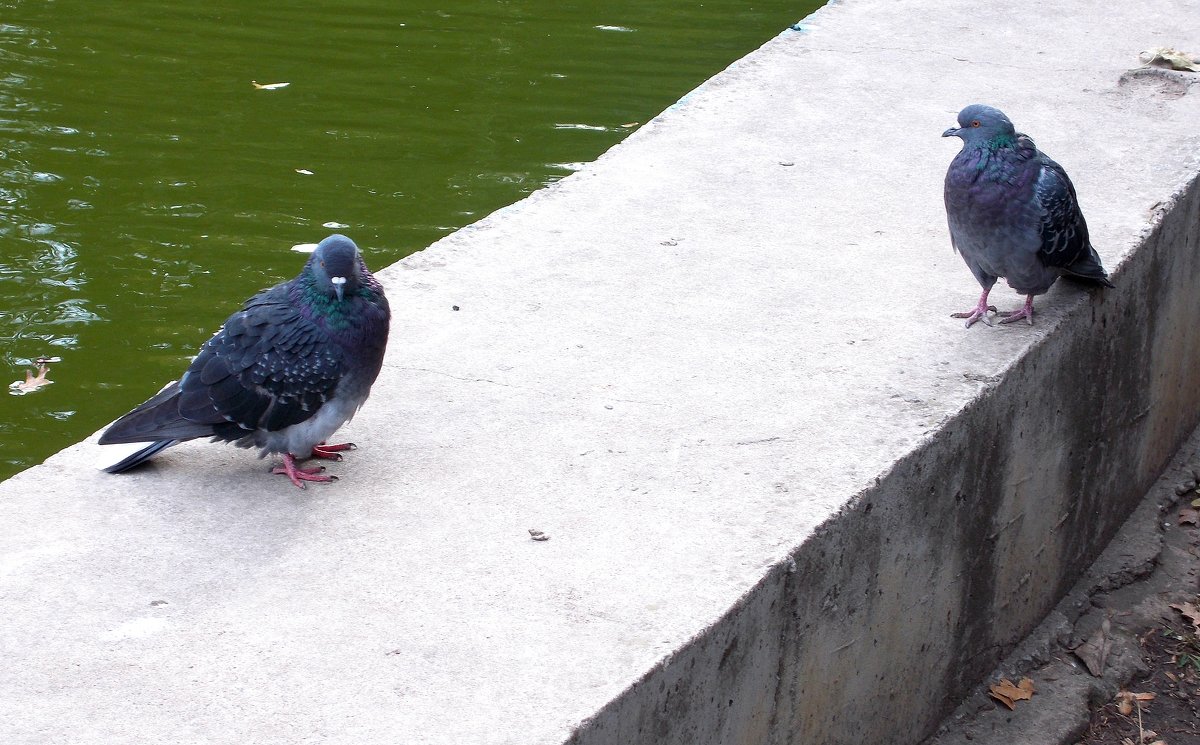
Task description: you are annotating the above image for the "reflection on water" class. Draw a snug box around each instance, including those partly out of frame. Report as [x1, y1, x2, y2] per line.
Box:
[0, 0, 817, 480]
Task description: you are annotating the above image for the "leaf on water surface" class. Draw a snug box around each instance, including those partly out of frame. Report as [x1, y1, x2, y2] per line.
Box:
[1138, 47, 1200, 71]
[9, 363, 53, 396]
[251, 80, 291, 90]
[987, 677, 1034, 709]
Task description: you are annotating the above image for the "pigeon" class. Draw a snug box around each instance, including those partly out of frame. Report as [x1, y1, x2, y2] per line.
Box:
[99, 234, 391, 488]
[942, 104, 1112, 327]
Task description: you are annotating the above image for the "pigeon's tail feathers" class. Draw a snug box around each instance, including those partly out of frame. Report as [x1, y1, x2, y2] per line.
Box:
[100, 439, 178, 474]
[1062, 248, 1115, 288]
[98, 380, 216, 444]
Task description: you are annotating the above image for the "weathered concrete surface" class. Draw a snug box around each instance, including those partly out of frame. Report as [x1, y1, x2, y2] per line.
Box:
[3, 1, 1200, 744]
[926, 422, 1200, 745]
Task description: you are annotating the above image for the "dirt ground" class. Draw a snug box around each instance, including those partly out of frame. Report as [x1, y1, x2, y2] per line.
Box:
[1076, 613, 1200, 744]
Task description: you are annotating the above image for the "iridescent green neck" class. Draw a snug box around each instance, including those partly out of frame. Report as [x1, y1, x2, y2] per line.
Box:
[297, 272, 354, 330]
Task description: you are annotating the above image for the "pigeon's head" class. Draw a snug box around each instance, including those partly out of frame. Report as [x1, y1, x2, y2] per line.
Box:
[942, 105, 1016, 144]
[309, 234, 362, 302]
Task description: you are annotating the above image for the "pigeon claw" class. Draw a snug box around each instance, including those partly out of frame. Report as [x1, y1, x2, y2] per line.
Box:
[998, 308, 1035, 326]
[998, 296, 1036, 326]
[951, 305, 998, 328]
[272, 453, 335, 489]
[312, 441, 356, 461]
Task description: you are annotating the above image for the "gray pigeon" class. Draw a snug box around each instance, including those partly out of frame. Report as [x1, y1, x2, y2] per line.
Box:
[99, 234, 391, 488]
[943, 104, 1112, 327]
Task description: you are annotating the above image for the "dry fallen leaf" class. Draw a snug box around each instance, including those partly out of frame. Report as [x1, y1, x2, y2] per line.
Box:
[1115, 690, 1155, 716]
[1139, 47, 1200, 71]
[1170, 600, 1200, 633]
[1180, 507, 1200, 526]
[251, 80, 290, 90]
[9, 363, 53, 395]
[988, 677, 1035, 709]
[1075, 617, 1112, 676]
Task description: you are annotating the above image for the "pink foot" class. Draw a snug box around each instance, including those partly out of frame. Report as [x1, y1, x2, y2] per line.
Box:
[311, 441, 356, 461]
[271, 453, 336, 489]
[998, 296, 1035, 326]
[951, 289, 997, 328]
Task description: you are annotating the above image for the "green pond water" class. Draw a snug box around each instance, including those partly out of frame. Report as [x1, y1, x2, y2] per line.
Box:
[0, 1, 817, 482]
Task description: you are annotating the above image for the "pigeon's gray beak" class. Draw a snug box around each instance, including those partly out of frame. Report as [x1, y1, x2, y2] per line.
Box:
[332, 276, 346, 302]
[942, 127, 960, 138]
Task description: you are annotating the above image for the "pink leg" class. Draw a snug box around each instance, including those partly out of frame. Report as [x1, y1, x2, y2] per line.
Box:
[951, 289, 998, 328]
[311, 441, 356, 461]
[998, 295, 1035, 326]
[271, 453, 335, 489]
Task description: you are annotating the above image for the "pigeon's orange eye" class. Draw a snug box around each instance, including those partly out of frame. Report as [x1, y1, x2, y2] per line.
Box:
[971, 120, 981, 127]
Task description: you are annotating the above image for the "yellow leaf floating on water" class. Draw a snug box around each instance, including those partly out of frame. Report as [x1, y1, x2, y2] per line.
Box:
[9, 363, 53, 396]
[1138, 47, 1200, 71]
[251, 80, 291, 90]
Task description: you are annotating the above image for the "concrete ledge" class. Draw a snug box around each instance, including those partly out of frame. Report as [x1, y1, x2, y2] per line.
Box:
[3, 1, 1200, 744]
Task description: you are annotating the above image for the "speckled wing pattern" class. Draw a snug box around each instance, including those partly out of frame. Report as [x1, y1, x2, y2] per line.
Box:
[1033, 152, 1089, 268]
[99, 283, 345, 445]
[1032, 149, 1111, 285]
[178, 283, 346, 439]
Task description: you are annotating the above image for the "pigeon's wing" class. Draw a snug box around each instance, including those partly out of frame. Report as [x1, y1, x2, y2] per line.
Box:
[100, 284, 347, 445]
[97, 379, 213, 444]
[1034, 154, 1112, 285]
[1034, 155, 1093, 270]
[177, 284, 347, 438]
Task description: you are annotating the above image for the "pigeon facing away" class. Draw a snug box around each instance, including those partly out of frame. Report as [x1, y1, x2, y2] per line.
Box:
[942, 105, 1112, 327]
[99, 234, 391, 488]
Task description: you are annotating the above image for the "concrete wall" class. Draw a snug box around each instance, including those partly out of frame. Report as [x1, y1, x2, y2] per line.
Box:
[3, 1, 1200, 744]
